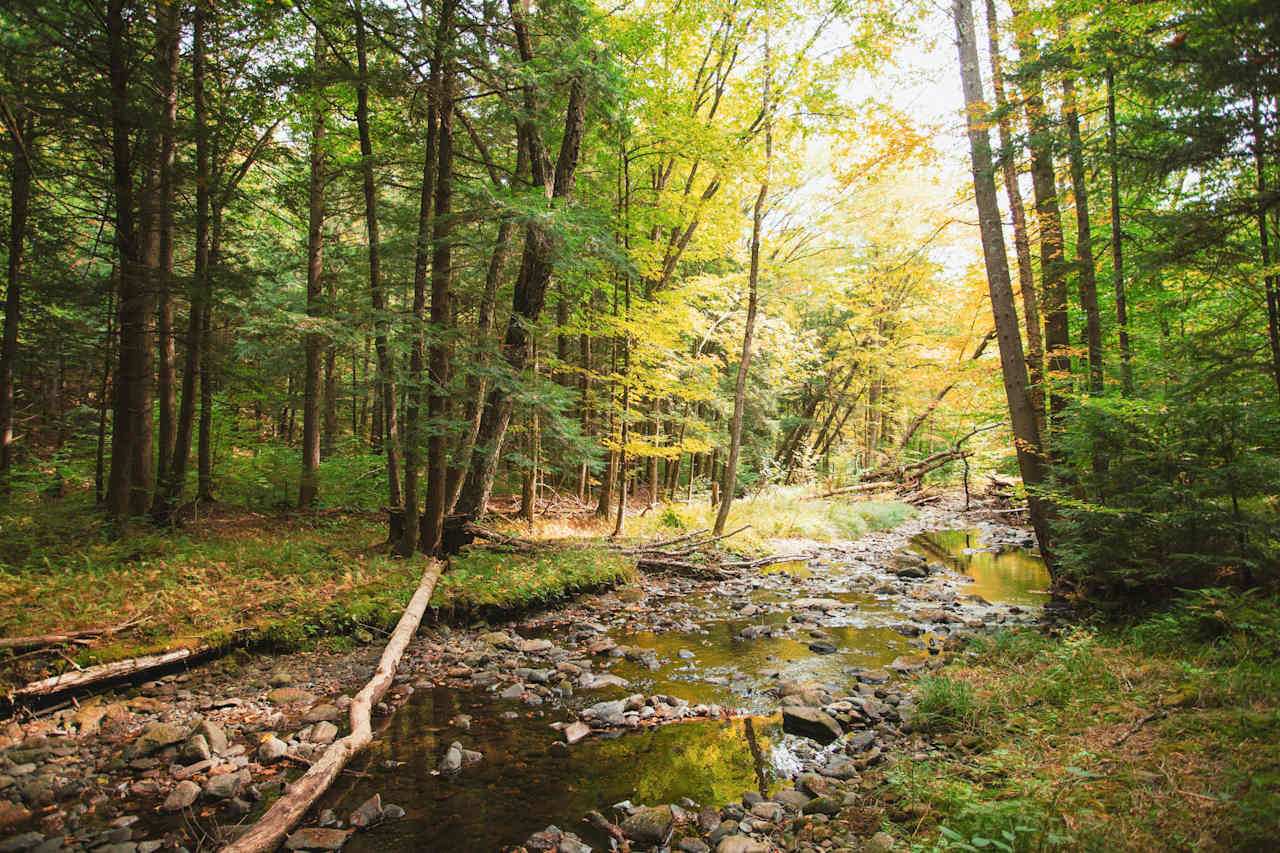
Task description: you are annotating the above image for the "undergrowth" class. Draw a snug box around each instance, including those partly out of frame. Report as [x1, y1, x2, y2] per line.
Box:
[877, 591, 1280, 852]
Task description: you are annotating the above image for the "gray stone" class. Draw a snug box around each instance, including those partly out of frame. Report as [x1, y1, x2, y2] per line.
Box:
[846, 730, 876, 752]
[258, 736, 288, 764]
[621, 806, 674, 844]
[382, 804, 405, 820]
[162, 780, 201, 811]
[439, 743, 463, 772]
[748, 801, 782, 822]
[181, 734, 211, 763]
[192, 720, 228, 754]
[349, 794, 382, 829]
[808, 640, 838, 654]
[782, 707, 842, 743]
[679, 840, 710, 853]
[715, 837, 769, 853]
[697, 806, 721, 834]
[133, 723, 187, 757]
[563, 722, 591, 745]
[203, 771, 245, 800]
[267, 688, 315, 705]
[866, 831, 896, 853]
[311, 722, 339, 745]
[269, 669, 294, 687]
[772, 789, 810, 810]
[283, 828, 352, 851]
[302, 704, 341, 724]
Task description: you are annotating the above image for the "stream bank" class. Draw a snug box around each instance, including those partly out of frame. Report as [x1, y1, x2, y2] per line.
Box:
[0, 503, 1053, 853]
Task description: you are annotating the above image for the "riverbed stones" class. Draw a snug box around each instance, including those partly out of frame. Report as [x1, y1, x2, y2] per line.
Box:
[802, 796, 841, 816]
[267, 687, 315, 705]
[311, 721, 339, 744]
[349, 794, 382, 829]
[439, 742, 463, 772]
[132, 722, 187, 757]
[782, 707, 843, 743]
[808, 639, 838, 654]
[161, 780, 200, 812]
[563, 722, 590, 744]
[866, 831, 896, 852]
[258, 736, 288, 764]
[714, 836, 770, 853]
[203, 770, 245, 800]
[0, 832, 43, 853]
[303, 703, 341, 724]
[284, 828, 352, 851]
[621, 805, 674, 844]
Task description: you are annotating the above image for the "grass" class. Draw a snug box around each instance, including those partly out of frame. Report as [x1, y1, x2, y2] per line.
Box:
[869, 590, 1280, 852]
[625, 484, 913, 551]
[0, 490, 630, 690]
[434, 543, 633, 612]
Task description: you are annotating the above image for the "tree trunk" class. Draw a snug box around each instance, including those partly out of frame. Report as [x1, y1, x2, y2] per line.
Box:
[197, 303, 214, 502]
[0, 113, 31, 497]
[1012, 2, 1069, 445]
[421, 0, 457, 554]
[1252, 91, 1280, 403]
[156, 0, 208, 521]
[153, 0, 180, 495]
[985, 0, 1045, 433]
[455, 72, 588, 519]
[1060, 31, 1104, 395]
[106, 0, 145, 523]
[1107, 66, 1133, 395]
[300, 28, 327, 509]
[953, 0, 1054, 572]
[354, 0, 403, 514]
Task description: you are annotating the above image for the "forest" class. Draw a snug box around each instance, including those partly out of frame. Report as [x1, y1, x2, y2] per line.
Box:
[0, 0, 1277, 851]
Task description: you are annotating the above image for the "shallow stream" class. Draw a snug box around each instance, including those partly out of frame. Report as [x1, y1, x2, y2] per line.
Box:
[316, 527, 1050, 852]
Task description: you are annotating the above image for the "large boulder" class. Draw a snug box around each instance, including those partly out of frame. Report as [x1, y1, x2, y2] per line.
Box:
[782, 706, 842, 743]
[621, 806, 674, 845]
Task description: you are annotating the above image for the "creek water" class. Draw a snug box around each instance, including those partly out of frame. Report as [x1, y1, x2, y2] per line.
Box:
[315, 527, 1049, 852]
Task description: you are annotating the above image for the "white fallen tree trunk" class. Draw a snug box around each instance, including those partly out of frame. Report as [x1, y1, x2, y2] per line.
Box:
[222, 559, 444, 853]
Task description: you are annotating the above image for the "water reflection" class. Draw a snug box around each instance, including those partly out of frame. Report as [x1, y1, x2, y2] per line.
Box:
[909, 528, 1050, 605]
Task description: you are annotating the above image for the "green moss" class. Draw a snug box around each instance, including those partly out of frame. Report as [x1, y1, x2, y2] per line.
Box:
[434, 544, 633, 611]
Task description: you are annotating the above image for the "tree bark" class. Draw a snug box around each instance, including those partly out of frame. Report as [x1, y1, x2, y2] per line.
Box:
[0, 111, 31, 497]
[354, 0, 403, 514]
[1012, 2, 1069, 445]
[714, 38, 770, 536]
[455, 71, 588, 519]
[153, 0, 181, 495]
[953, 0, 1054, 572]
[300, 27, 327, 509]
[1252, 91, 1280, 402]
[1060, 30, 1104, 395]
[1106, 66, 1133, 395]
[106, 0, 146, 523]
[985, 0, 1045, 433]
[156, 0, 209, 521]
[421, 0, 457, 554]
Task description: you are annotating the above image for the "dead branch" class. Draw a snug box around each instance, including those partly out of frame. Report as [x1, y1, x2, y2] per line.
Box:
[0, 614, 151, 652]
[585, 811, 631, 852]
[1111, 710, 1167, 747]
[813, 481, 896, 499]
[220, 560, 444, 853]
[12, 646, 204, 701]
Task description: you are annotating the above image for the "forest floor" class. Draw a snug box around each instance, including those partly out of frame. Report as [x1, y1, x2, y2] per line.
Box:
[0, 491, 1276, 852]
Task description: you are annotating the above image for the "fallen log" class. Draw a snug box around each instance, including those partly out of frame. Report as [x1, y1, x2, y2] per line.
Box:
[722, 552, 811, 570]
[12, 646, 204, 701]
[221, 559, 444, 853]
[813, 481, 896, 499]
[0, 615, 150, 653]
[634, 556, 732, 579]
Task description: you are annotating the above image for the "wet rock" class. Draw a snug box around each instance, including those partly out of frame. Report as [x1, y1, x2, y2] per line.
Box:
[284, 828, 352, 851]
[0, 799, 29, 830]
[792, 597, 846, 611]
[797, 773, 831, 797]
[807, 640, 837, 655]
[439, 742, 463, 772]
[563, 722, 590, 745]
[714, 837, 770, 853]
[621, 806, 674, 844]
[678, 839, 710, 853]
[782, 707, 842, 743]
[518, 639, 554, 654]
[133, 722, 187, 757]
[698, 806, 721, 834]
[383, 804, 405, 820]
[678, 649, 695, 660]
[749, 801, 783, 822]
[846, 730, 877, 752]
[737, 625, 771, 641]
[499, 684, 526, 700]
[888, 655, 929, 674]
[258, 736, 288, 764]
[162, 780, 201, 811]
[349, 794, 382, 829]
[269, 669, 294, 687]
[890, 623, 921, 637]
[773, 789, 810, 811]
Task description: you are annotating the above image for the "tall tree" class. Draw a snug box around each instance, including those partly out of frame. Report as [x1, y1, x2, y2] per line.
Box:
[953, 0, 1053, 570]
[0, 104, 32, 497]
[299, 25, 327, 509]
[1106, 65, 1132, 394]
[714, 36, 771, 536]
